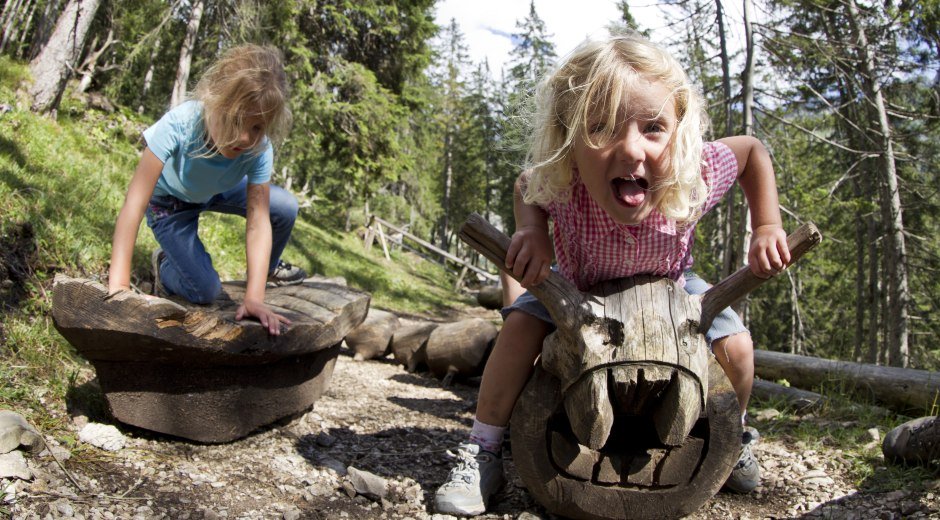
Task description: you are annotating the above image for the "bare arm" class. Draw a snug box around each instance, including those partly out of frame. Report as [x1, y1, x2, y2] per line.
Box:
[108, 147, 164, 294]
[718, 135, 791, 277]
[235, 182, 291, 335]
[505, 171, 553, 288]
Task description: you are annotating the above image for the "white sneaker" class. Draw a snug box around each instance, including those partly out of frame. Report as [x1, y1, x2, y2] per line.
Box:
[434, 442, 505, 516]
[724, 426, 761, 493]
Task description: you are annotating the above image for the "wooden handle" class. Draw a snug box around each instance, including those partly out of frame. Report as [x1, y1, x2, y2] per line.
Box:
[458, 213, 586, 331]
[699, 222, 822, 332]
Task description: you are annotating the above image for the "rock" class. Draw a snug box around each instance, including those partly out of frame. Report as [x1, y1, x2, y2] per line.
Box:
[316, 454, 347, 476]
[347, 466, 388, 500]
[867, 427, 881, 442]
[315, 432, 336, 448]
[0, 410, 44, 454]
[755, 408, 782, 422]
[0, 451, 32, 480]
[282, 507, 302, 520]
[78, 423, 127, 451]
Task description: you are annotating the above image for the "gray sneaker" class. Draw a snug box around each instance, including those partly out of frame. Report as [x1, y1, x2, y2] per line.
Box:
[435, 443, 505, 516]
[267, 260, 306, 286]
[724, 426, 760, 493]
[151, 248, 168, 297]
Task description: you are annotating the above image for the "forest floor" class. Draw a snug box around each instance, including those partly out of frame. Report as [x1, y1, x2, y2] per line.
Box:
[3, 306, 939, 520]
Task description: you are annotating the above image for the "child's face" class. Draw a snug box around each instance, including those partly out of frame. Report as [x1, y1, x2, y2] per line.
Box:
[208, 113, 266, 159]
[572, 79, 676, 225]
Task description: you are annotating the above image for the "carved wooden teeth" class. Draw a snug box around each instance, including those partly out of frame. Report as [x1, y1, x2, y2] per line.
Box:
[564, 364, 704, 449]
[564, 370, 614, 449]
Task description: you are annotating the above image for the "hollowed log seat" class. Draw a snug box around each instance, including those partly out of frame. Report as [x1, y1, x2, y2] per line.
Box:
[51, 274, 370, 443]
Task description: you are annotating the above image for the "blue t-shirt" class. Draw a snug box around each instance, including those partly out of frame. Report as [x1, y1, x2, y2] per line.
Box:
[143, 100, 273, 203]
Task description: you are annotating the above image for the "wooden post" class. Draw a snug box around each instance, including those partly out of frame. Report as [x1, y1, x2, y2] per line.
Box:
[375, 220, 392, 261]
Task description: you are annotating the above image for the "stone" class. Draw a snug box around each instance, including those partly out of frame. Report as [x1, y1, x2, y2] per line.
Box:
[347, 466, 388, 500]
[0, 410, 43, 454]
[79, 423, 127, 451]
[0, 451, 32, 480]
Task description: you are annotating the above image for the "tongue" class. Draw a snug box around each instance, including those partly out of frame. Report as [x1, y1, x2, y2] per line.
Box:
[616, 179, 646, 206]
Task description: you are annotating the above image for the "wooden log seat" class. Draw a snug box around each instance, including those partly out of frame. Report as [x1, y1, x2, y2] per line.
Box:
[51, 274, 370, 443]
[459, 213, 821, 519]
[512, 358, 740, 520]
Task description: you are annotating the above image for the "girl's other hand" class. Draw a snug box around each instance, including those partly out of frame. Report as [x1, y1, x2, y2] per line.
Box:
[236, 298, 292, 336]
[748, 224, 791, 278]
[505, 225, 552, 288]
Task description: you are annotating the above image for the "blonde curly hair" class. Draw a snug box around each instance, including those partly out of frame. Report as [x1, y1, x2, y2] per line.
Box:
[191, 44, 292, 156]
[523, 32, 709, 222]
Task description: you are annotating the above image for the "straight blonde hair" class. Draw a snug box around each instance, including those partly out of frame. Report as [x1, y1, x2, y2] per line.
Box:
[191, 44, 292, 156]
[524, 32, 709, 222]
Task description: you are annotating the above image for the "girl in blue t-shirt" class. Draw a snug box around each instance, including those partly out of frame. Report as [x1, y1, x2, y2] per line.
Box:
[108, 44, 305, 336]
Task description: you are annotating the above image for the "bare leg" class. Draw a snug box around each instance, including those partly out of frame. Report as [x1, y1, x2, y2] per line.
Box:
[713, 332, 755, 418]
[475, 311, 551, 427]
[500, 271, 525, 307]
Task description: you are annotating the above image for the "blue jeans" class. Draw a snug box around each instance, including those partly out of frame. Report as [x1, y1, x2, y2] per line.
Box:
[501, 270, 747, 347]
[145, 178, 299, 304]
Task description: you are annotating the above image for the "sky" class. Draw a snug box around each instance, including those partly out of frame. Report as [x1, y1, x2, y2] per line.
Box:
[432, 0, 655, 76]
[432, 0, 750, 77]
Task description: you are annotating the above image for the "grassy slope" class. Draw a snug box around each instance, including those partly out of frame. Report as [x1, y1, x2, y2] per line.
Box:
[0, 58, 934, 493]
[0, 57, 473, 431]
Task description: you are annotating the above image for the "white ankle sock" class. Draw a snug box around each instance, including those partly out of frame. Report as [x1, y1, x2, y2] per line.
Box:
[468, 418, 505, 454]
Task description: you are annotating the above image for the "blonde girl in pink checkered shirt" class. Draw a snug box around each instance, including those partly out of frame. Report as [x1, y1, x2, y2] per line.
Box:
[434, 32, 791, 515]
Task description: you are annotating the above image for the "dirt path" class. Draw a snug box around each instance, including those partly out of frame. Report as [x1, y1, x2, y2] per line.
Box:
[4, 343, 938, 519]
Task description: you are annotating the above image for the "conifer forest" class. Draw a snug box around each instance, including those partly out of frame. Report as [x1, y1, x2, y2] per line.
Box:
[3, 0, 939, 372]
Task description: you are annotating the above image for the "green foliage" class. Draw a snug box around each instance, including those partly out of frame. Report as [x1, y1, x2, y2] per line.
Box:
[0, 64, 476, 434]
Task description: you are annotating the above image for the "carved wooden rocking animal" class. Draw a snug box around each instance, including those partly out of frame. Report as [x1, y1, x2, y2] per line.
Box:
[459, 213, 821, 520]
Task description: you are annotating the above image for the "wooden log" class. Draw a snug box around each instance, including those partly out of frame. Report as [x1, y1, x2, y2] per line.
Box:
[751, 379, 826, 412]
[390, 321, 437, 372]
[51, 274, 370, 442]
[344, 308, 400, 361]
[882, 416, 940, 465]
[476, 284, 502, 310]
[425, 318, 497, 385]
[753, 349, 940, 414]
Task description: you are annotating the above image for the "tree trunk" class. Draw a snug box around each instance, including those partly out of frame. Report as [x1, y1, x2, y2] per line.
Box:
[754, 349, 938, 414]
[0, 0, 26, 54]
[28, 0, 101, 114]
[170, 0, 205, 108]
[846, 0, 909, 367]
[866, 214, 879, 363]
[714, 0, 732, 138]
[138, 35, 161, 114]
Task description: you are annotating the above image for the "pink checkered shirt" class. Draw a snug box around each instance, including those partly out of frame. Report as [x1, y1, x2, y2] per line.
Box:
[544, 141, 739, 291]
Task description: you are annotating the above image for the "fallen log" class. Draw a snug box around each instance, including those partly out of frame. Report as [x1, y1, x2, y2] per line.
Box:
[754, 350, 940, 415]
[425, 318, 497, 385]
[345, 308, 400, 361]
[476, 285, 502, 310]
[52, 274, 370, 443]
[882, 416, 940, 466]
[751, 379, 826, 412]
[390, 321, 438, 372]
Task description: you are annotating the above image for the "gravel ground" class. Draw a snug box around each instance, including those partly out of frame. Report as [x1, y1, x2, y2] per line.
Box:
[3, 336, 939, 520]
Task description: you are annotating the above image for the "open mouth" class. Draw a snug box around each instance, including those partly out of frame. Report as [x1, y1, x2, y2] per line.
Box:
[612, 176, 649, 207]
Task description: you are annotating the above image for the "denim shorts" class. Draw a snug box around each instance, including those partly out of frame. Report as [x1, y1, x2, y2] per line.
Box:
[501, 270, 748, 347]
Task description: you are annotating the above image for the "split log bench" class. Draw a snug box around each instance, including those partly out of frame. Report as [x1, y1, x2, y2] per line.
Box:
[459, 213, 821, 520]
[51, 274, 370, 443]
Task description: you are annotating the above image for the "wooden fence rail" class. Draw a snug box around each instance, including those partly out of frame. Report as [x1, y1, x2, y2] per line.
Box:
[364, 215, 498, 287]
